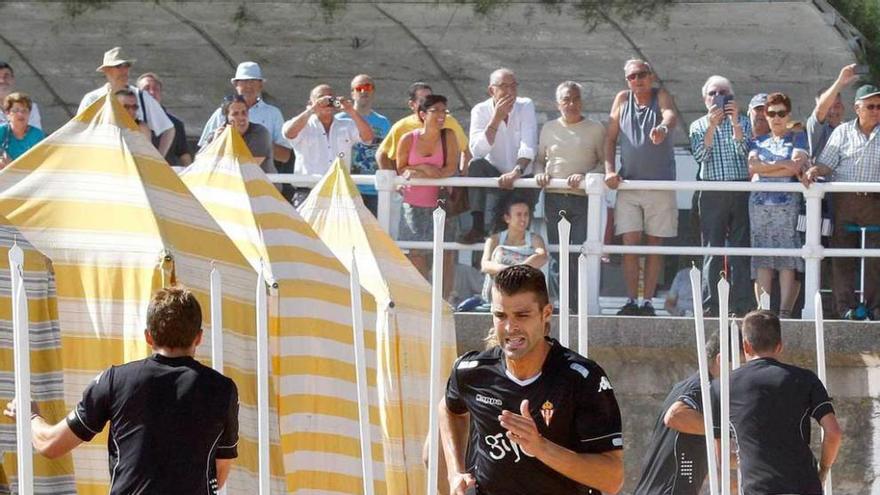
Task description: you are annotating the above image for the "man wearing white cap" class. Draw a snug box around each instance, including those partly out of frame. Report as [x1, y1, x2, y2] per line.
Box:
[197, 61, 291, 163]
[78, 47, 176, 156]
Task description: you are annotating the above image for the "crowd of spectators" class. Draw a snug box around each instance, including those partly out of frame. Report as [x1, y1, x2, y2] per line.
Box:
[6, 46, 880, 320]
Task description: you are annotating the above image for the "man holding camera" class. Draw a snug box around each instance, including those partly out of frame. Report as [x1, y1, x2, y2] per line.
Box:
[283, 84, 373, 207]
[689, 75, 753, 318]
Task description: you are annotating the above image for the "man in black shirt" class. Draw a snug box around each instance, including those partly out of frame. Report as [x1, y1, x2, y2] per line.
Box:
[5, 286, 239, 495]
[634, 333, 721, 495]
[712, 310, 842, 495]
[440, 265, 624, 495]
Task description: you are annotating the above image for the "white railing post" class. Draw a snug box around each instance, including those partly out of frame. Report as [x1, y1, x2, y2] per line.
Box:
[584, 173, 605, 315]
[689, 267, 720, 495]
[802, 184, 825, 319]
[558, 215, 571, 348]
[427, 207, 446, 495]
[255, 268, 270, 495]
[9, 243, 33, 494]
[375, 170, 397, 234]
[718, 278, 731, 495]
[210, 263, 223, 373]
[349, 251, 375, 495]
[814, 292, 833, 494]
[577, 254, 589, 358]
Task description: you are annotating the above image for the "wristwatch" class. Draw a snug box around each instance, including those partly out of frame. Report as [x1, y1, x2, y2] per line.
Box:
[657, 124, 669, 133]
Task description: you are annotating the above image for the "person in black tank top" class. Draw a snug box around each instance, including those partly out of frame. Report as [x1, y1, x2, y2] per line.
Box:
[5, 286, 239, 495]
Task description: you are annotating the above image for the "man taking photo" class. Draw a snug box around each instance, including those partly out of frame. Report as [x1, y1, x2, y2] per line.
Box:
[439, 264, 623, 494]
[5, 286, 239, 495]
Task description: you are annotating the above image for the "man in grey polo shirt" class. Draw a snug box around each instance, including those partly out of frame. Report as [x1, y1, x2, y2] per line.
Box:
[604, 59, 678, 316]
[807, 64, 859, 159]
[807, 84, 880, 320]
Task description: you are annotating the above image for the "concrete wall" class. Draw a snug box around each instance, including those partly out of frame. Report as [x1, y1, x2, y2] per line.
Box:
[454, 313, 880, 494]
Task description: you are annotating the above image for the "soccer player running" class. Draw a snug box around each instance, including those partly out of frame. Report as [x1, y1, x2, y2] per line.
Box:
[711, 310, 843, 495]
[439, 264, 624, 495]
[5, 286, 239, 495]
[633, 333, 723, 495]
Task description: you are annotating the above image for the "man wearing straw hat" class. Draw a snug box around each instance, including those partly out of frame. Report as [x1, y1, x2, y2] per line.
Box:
[440, 265, 624, 495]
[78, 47, 176, 156]
[711, 310, 842, 495]
[5, 286, 239, 495]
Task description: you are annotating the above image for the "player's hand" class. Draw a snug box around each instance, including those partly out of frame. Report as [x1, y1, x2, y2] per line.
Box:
[499, 399, 544, 457]
[449, 472, 476, 495]
[3, 397, 39, 419]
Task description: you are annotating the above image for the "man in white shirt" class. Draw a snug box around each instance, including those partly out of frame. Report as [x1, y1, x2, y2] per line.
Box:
[282, 84, 373, 207]
[78, 47, 175, 156]
[0, 61, 41, 130]
[197, 61, 292, 164]
[463, 68, 537, 243]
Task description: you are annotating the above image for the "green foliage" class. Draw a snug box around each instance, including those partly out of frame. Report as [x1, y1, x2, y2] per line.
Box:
[829, 0, 880, 79]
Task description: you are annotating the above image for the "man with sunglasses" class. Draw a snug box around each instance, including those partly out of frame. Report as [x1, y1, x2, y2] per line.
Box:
[335, 74, 391, 215]
[807, 84, 880, 320]
[689, 75, 753, 318]
[604, 59, 678, 316]
[463, 68, 538, 242]
[79, 47, 175, 156]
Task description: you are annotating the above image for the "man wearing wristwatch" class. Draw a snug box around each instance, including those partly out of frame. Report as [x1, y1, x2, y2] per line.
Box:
[462, 68, 538, 243]
[604, 59, 678, 316]
[689, 75, 753, 318]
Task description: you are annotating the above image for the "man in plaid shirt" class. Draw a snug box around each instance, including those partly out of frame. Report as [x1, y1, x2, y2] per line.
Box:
[689, 75, 753, 317]
[806, 84, 880, 320]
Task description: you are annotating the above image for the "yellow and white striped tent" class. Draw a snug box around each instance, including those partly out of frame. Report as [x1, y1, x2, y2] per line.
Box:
[0, 226, 76, 494]
[180, 127, 384, 494]
[0, 94, 286, 493]
[298, 161, 458, 494]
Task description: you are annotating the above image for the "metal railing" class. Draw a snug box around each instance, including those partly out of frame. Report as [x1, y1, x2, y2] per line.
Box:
[268, 170, 880, 320]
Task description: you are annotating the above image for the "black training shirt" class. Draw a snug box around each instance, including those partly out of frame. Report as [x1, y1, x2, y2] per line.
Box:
[711, 357, 834, 495]
[67, 354, 239, 495]
[445, 338, 623, 495]
[634, 372, 708, 495]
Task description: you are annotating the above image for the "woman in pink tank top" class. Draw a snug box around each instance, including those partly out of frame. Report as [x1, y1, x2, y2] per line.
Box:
[395, 94, 459, 276]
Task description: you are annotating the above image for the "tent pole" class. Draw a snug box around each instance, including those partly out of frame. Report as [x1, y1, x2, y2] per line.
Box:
[349, 251, 375, 495]
[9, 243, 33, 494]
[718, 278, 731, 495]
[577, 253, 588, 358]
[210, 263, 223, 373]
[255, 269, 270, 494]
[814, 292, 833, 495]
[427, 207, 446, 495]
[689, 267, 719, 495]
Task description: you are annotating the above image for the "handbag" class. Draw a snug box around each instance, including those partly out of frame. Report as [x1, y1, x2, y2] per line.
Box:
[438, 128, 469, 217]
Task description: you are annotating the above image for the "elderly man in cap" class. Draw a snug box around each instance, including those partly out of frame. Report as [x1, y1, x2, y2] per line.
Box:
[78, 47, 175, 155]
[198, 61, 291, 164]
[806, 84, 880, 320]
[0, 61, 41, 130]
[748, 93, 770, 139]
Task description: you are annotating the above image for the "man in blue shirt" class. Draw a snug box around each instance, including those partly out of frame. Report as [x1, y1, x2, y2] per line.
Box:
[336, 74, 391, 215]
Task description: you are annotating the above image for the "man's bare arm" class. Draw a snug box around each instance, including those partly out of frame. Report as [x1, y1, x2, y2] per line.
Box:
[663, 400, 705, 435]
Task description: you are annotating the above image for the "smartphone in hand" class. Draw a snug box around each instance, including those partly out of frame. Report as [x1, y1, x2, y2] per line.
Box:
[713, 94, 735, 114]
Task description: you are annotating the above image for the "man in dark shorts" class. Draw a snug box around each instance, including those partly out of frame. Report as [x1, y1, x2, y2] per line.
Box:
[633, 333, 722, 495]
[439, 264, 624, 495]
[712, 310, 842, 495]
[5, 286, 239, 495]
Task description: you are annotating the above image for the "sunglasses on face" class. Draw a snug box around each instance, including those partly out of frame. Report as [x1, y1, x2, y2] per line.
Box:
[862, 103, 880, 111]
[766, 110, 789, 118]
[352, 83, 374, 93]
[626, 71, 650, 81]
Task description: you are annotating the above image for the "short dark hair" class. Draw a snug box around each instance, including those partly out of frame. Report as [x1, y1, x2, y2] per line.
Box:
[408, 82, 432, 102]
[765, 92, 792, 112]
[706, 331, 721, 360]
[493, 265, 550, 307]
[0, 61, 12, 75]
[503, 195, 532, 216]
[417, 94, 447, 114]
[221, 94, 247, 116]
[741, 310, 781, 353]
[146, 286, 203, 349]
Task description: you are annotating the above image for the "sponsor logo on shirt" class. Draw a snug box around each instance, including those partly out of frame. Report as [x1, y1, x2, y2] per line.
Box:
[570, 363, 590, 378]
[540, 400, 555, 427]
[457, 360, 478, 370]
[485, 432, 535, 463]
[475, 393, 503, 407]
[598, 376, 613, 392]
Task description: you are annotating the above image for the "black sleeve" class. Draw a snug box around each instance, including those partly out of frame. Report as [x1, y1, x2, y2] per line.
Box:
[172, 118, 189, 158]
[573, 364, 623, 453]
[66, 367, 114, 442]
[445, 353, 475, 415]
[677, 377, 703, 413]
[216, 381, 240, 459]
[808, 373, 834, 422]
[710, 378, 721, 439]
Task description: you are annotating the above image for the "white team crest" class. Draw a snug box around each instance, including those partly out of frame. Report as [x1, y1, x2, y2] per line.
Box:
[598, 376, 613, 392]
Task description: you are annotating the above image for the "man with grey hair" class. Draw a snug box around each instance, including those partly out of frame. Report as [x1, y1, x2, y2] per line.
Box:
[535, 80, 605, 310]
[689, 75, 752, 317]
[462, 68, 538, 243]
[604, 59, 678, 316]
